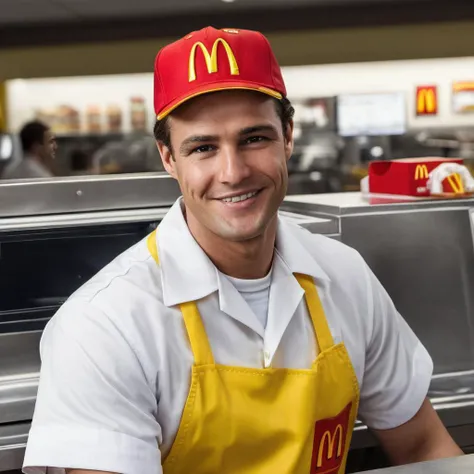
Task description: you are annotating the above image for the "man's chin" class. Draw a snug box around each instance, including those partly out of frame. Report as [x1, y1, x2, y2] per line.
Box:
[207, 202, 277, 241]
[218, 233, 261, 243]
[214, 220, 268, 242]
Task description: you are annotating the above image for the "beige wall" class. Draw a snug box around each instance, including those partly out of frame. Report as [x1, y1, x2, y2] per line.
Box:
[1, 21, 474, 80]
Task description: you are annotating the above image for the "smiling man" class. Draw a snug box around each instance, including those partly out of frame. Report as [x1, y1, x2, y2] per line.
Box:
[23, 27, 462, 474]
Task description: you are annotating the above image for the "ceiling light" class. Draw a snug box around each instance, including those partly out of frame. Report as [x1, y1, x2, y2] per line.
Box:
[221, 0, 236, 3]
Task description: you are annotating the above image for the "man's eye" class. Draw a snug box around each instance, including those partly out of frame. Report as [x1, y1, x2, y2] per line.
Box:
[192, 145, 214, 154]
[245, 136, 267, 145]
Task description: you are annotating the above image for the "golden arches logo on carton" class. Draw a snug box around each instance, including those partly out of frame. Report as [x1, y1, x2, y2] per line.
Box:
[317, 424, 344, 468]
[446, 173, 465, 194]
[188, 39, 240, 82]
[415, 164, 429, 180]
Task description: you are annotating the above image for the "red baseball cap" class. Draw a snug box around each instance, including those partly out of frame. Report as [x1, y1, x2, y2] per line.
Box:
[154, 26, 287, 120]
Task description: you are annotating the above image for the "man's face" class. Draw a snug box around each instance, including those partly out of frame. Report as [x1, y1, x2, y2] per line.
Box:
[38, 129, 57, 162]
[157, 91, 293, 242]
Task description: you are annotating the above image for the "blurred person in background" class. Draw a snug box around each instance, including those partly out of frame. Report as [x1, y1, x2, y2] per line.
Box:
[2, 120, 57, 179]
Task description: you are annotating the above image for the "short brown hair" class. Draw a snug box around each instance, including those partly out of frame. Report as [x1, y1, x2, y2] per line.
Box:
[20, 120, 49, 153]
[153, 96, 295, 152]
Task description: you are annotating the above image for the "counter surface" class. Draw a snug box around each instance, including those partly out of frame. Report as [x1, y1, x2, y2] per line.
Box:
[369, 455, 474, 473]
[0, 172, 181, 218]
[284, 192, 474, 215]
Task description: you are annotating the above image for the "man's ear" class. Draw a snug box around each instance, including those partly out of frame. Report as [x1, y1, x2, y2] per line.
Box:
[284, 119, 294, 162]
[31, 142, 42, 156]
[156, 141, 177, 179]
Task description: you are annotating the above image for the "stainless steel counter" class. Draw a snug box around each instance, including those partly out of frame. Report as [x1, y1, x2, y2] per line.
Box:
[370, 455, 474, 473]
[284, 191, 474, 215]
[0, 172, 181, 218]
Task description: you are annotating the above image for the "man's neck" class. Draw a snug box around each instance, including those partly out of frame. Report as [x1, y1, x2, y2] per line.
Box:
[185, 209, 277, 280]
[25, 153, 42, 164]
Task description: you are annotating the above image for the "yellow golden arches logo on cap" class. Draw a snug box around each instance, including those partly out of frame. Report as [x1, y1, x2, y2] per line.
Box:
[188, 38, 240, 82]
[317, 425, 344, 468]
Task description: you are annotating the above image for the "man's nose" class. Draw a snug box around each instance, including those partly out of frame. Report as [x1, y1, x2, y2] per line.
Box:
[217, 146, 251, 185]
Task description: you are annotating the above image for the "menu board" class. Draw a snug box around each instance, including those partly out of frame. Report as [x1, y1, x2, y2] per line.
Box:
[452, 81, 474, 114]
[337, 92, 406, 137]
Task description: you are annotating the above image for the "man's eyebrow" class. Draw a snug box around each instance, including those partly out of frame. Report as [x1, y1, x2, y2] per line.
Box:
[180, 134, 218, 154]
[239, 124, 278, 136]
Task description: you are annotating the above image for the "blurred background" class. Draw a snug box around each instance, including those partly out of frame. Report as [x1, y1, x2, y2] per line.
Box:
[2, 0, 474, 192]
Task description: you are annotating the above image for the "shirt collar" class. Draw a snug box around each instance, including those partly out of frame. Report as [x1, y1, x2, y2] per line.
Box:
[157, 199, 330, 307]
[275, 214, 331, 286]
[157, 198, 219, 307]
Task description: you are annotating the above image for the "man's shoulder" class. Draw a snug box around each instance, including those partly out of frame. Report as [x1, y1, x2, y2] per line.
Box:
[2, 159, 22, 179]
[46, 234, 169, 355]
[66, 235, 163, 313]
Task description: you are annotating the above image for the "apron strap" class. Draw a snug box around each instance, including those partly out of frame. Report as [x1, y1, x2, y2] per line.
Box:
[295, 273, 335, 353]
[179, 301, 215, 366]
[147, 230, 215, 366]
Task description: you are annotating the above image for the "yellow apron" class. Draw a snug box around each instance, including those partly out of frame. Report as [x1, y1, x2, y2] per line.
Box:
[147, 230, 360, 474]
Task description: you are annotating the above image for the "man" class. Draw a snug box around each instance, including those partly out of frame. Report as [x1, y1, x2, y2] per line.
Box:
[23, 27, 462, 474]
[3, 120, 56, 179]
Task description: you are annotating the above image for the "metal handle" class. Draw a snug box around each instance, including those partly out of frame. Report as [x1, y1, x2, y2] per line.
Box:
[0, 208, 168, 232]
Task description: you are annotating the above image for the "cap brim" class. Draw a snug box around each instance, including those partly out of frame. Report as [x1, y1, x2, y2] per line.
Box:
[156, 82, 283, 120]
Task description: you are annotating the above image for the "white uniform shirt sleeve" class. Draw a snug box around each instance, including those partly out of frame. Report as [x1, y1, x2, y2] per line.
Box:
[358, 262, 434, 430]
[23, 300, 162, 474]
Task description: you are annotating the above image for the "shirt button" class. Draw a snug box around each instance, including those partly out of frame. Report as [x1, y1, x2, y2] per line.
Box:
[264, 351, 271, 366]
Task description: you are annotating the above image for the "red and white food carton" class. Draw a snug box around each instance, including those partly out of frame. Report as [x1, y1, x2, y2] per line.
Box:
[368, 157, 464, 197]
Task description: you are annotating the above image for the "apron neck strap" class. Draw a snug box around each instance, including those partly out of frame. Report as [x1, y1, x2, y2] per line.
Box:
[295, 273, 335, 352]
[147, 230, 215, 366]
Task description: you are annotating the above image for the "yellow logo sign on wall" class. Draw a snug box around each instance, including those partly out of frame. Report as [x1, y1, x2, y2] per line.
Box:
[416, 86, 438, 116]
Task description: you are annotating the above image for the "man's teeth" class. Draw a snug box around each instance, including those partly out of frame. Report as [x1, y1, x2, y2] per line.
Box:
[221, 191, 258, 203]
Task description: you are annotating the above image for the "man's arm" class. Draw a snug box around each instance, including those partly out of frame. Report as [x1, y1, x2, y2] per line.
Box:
[356, 259, 462, 463]
[23, 300, 162, 474]
[374, 398, 463, 465]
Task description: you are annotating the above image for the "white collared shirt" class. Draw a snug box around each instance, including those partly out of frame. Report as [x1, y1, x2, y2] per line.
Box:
[23, 198, 433, 474]
[2, 154, 52, 180]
